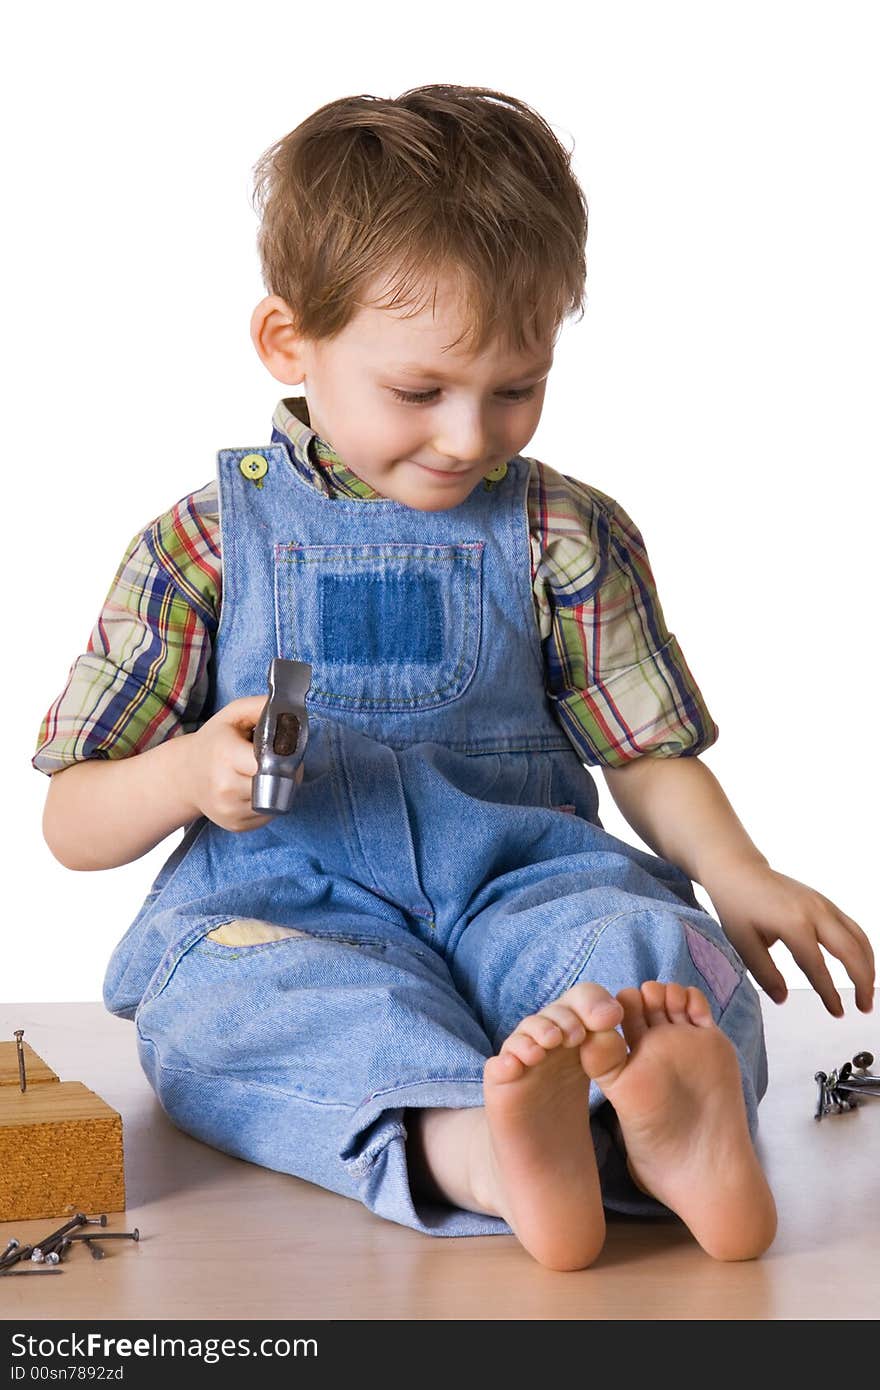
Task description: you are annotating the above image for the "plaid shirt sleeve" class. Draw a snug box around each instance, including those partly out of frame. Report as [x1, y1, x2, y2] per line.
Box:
[32, 485, 221, 775]
[530, 462, 719, 768]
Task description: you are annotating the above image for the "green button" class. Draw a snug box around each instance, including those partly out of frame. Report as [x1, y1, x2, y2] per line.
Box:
[240, 453, 268, 482]
[484, 461, 508, 482]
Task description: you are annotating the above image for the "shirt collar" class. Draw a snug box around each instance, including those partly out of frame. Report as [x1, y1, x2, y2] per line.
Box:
[270, 396, 383, 500]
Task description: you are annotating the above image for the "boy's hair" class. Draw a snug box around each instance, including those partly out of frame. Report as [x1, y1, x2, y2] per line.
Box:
[251, 84, 588, 358]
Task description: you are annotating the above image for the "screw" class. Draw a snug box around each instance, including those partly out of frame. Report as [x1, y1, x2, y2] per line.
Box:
[814, 1071, 828, 1120]
[32, 1214, 88, 1253]
[839, 1075, 880, 1092]
[82, 1214, 108, 1226]
[0, 1239, 20, 1261]
[25, 1214, 88, 1262]
[0, 1244, 33, 1270]
[45, 1251, 61, 1265]
[66, 1228, 139, 1242]
[13, 1029, 26, 1092]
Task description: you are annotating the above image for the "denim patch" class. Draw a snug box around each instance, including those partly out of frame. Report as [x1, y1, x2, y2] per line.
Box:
[274, 541, 482, 710]
[319, 573, 443, 666]
[683, 922, 740, 1009]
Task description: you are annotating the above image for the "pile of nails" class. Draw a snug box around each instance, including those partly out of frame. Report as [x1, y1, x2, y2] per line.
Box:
[814, 1050, 880, 1120]
[0, 1213, 140, 1276]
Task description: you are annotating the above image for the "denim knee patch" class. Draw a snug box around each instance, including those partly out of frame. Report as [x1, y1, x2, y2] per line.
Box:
[682, 921, 740, 1010]
[206, 919, 309, 946]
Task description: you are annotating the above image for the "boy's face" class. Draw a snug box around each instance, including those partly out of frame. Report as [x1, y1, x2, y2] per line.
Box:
[251, 270, 555, 511]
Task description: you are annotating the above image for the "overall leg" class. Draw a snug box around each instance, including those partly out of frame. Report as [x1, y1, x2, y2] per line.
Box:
[450, 880, 769, 1219]
[133, 912, 513, 1238]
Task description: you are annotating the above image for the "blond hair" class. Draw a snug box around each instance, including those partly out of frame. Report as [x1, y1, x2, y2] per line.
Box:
[251, 84, 588, 358]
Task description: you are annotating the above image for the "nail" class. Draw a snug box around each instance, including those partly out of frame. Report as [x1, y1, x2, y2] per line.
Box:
[0, 1239, 20, 1261]
[84, 1239, 105, 1261]
[13, 1030, 26, 1092]
[814, 1071, 828, 1120]
[0, 1267, 64, 1276]
[853, 1051, 874, 1071]
[0, 1245, 33, 1270]
[836, 1075, 880, 1093]
[66, 1229, 139, 1242]
[27, 1213, 88, 1260]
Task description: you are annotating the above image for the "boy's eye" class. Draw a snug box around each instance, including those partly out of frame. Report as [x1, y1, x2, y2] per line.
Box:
[388, 386, 537, 405]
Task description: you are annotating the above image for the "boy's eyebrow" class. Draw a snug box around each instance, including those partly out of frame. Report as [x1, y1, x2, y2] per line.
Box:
[386, 357, 554, 381]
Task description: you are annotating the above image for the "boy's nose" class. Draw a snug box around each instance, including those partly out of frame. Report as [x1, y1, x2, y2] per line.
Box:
[432, 420, 492, 467]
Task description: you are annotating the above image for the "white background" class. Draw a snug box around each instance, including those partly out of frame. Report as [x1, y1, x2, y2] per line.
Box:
[3, 1, 877, 1003]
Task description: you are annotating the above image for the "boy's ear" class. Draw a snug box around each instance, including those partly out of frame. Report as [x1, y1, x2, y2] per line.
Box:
[250, 295, 306, 386]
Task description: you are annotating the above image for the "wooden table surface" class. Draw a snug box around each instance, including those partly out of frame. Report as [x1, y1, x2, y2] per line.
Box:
[1, 990, 877, 1320]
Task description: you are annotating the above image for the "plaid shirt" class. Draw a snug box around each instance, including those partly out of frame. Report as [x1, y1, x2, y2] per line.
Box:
[33, 397, 718, 775]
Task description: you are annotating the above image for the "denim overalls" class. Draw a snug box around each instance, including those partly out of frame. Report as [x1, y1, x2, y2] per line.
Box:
[103, 444, 768, 1237]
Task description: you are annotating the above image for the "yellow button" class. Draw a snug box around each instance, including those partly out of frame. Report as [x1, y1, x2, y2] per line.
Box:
[240, 453, 268, 482]
[484, 462, 508, 483]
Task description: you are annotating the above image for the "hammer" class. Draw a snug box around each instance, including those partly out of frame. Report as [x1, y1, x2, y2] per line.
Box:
[251, 659, 312, 815]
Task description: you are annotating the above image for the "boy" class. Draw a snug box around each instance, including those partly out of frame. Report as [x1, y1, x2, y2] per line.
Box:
[34, 85, 873, 1272]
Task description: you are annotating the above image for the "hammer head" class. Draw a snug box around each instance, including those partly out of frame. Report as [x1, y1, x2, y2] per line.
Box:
[251, 659, 312, 814]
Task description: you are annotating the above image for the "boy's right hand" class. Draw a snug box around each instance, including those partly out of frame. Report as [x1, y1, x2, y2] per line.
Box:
[182, 695, 304, 832]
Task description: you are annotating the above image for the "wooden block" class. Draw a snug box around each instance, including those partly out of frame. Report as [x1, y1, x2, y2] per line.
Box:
[0, 1052, 125, 1222]
[0, 1040, 59, 1089]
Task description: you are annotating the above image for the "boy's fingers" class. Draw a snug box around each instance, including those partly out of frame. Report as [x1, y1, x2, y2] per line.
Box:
[226, 694, 269, 729]
[783, 938, 843, 1017]
[819, 916, 875, 1013]
[834, 910, 875, 975]
[728, 934, 788, 1003]
[823, 906, 873, 973]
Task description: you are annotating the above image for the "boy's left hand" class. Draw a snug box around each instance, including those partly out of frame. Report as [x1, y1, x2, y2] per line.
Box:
[702, 859, 875, 1015]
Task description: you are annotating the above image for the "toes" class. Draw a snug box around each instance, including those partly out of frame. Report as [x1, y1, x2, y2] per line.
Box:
[494, 984, 626, 1078]
[665, 982, 690, 1022]
[521, 1012, 566, 1049]
[579, 1024, 628, 1089]
[561, 981, 624, 1032]
[499, 1027, 555, 1068]
[641, 980, 714, 1028]
[537, 1001, 587, 1045]
[685, 986, 715, 1027]
[640, 980, 669, 1025]
[616, 987, 648, 1047]
[484, 1052, 526, 1086]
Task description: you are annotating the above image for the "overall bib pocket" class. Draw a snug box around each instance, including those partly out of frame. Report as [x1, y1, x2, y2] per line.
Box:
[274, 542, 483, 711]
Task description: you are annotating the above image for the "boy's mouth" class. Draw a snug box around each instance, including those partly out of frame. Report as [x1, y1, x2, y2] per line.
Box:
[412, 461, 471, 477]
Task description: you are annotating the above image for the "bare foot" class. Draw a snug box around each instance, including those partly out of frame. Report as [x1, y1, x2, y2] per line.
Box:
[602, 981, 777, 1261]
[478, 981, 628, 1271]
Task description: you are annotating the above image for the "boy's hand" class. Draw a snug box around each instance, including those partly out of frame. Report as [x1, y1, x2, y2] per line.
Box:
[702, 858, 875, 1015]
[182, 695, 304, 833]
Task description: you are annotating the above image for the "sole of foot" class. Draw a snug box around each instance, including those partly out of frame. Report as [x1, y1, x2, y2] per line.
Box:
[480, 980, 629, 1271]
[602, 980, 777, 1261]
